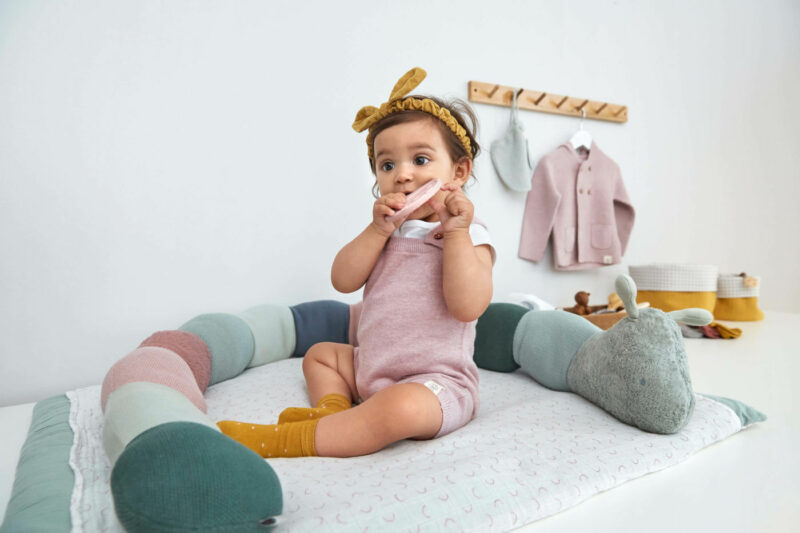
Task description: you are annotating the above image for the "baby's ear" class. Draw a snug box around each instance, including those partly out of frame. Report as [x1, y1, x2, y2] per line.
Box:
[453, 156, 472, 183]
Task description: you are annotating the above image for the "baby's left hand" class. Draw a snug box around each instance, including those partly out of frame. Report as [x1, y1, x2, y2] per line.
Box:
[428, 183, 473, 235]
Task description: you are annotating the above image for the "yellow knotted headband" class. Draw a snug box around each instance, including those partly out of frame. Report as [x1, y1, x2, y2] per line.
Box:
[352, 67, 473, 162]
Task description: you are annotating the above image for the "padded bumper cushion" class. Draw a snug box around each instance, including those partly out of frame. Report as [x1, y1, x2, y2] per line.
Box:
[103, 381, 219, 465]
[237, 304, 296, 368]
[290, 300, 350, 356]
[474, 303, 528, 372]
[180, 313, 255, 386]
[0, 395, 73, 532]
[111, 421, 282, 533]
[101, 346, 206, 413]
[514, 310, 601, 391]
[139, 330, 212, 392]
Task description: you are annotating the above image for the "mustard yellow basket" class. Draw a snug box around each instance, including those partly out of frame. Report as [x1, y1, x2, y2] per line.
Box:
[628, 264, 718, 313]
[714, 273, 764, 321]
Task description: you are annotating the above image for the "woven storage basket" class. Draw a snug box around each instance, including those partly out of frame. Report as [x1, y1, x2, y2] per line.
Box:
[628, 263, 718, 312]
[714, 273, 764, 321]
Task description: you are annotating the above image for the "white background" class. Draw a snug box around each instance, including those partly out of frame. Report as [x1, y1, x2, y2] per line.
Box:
[1, 0, 798, 406]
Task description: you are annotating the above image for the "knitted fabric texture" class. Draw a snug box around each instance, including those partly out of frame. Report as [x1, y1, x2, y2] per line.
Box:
[216, 419, 317, 458]
[111, 422, 282, 531]
[278, 393, 352, 424]
[139, 330, 211, 392]
[354, 227, 481, 435]
[101, 346, 206, 413]
[518, 142, 634, 270]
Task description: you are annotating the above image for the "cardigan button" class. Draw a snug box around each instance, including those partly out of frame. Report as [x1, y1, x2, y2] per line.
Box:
[434, 232, 443, 240]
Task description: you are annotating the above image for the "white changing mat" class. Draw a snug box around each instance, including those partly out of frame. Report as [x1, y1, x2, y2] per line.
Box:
[67, 359, 743, 532]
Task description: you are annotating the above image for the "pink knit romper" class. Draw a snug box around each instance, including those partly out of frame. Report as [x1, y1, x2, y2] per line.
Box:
[353, 223, 484, 438]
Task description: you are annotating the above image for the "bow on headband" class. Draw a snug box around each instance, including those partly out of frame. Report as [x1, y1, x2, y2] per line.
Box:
[352, 67, 473, 161]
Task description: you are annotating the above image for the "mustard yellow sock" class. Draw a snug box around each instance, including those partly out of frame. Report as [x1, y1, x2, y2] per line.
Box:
[709, 321, 743, 339]
[277, 393, 351, 424]
[217, 419, 317, 458]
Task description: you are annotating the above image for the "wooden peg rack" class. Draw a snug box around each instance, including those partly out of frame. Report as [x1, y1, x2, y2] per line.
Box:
[468, 80, 628, 123]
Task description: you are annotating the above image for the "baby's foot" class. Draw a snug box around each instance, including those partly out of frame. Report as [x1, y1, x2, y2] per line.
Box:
[277, 393, 351, 424]
[217, 419, 317, 457]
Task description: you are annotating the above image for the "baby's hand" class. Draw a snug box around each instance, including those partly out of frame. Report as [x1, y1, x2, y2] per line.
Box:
[428, 183, 473, 235]
[371, 193, 406, 237]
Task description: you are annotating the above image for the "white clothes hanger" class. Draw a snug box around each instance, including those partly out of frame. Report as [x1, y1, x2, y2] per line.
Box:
[569, 108, 592, 152]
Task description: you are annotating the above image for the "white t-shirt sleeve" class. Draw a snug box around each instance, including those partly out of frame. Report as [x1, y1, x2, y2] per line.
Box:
[469, 224, 496, 265]
[394, 219, 496, 264]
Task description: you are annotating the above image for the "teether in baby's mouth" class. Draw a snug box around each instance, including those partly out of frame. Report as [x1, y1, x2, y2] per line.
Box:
[385, 179, 442, 224]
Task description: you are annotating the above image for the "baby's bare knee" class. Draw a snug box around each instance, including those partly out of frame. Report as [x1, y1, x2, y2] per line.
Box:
[374, 384, 442, 439]
[303, 342, 331, 370]
[302, 342, 345, 374]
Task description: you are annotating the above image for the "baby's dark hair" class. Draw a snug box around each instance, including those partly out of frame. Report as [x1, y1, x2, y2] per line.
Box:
[368, 95, 480, 198]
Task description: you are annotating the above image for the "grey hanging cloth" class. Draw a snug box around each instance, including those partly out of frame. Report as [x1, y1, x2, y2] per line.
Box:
[490, 90, 533, 191]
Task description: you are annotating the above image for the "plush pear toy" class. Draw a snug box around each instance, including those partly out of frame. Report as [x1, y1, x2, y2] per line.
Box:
[507, 274, 712, 434]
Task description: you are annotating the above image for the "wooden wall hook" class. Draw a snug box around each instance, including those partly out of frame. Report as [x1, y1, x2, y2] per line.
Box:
[468, 80, 628, 123]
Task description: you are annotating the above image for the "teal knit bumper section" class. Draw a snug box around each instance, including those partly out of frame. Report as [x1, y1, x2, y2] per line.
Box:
[111, 421, 282, 532]
[180, 313, 255, 386]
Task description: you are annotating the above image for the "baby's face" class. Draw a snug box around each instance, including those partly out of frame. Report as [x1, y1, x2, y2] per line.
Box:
[373, 118, 470, 222]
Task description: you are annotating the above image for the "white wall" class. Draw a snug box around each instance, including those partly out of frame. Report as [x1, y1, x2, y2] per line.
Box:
[1, 0, 798, 406]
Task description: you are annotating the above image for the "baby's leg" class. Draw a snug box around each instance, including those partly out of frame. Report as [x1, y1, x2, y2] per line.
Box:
[314, 382, 443, 457]
[218, 382, 441, 458]
[277, 342, 356, 423]
[218, 342, 358, 456]
[301, 342, 358, 405]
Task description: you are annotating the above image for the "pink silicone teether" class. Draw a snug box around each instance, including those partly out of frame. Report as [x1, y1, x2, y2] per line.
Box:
[386, 179, 442, 224]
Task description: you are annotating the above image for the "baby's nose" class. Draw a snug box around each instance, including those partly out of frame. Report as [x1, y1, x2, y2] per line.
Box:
[395, 167, 413, 182]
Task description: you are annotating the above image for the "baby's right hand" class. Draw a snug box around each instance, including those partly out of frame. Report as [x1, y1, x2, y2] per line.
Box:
[371, 193, 406, 237]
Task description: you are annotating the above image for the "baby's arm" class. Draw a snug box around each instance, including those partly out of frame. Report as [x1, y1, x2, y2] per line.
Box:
[331, 193, 407, 293]
[429, 186, 493, 322]
[442, 234, 493, 321]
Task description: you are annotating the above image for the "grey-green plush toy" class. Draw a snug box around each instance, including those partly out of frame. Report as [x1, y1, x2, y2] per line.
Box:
[513, 274, 712, 434]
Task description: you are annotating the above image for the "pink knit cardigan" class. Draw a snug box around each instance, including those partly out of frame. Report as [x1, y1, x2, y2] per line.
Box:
[518, 142, 635, 270]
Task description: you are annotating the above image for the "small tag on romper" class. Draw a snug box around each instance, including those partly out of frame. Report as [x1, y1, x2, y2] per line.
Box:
[424, 380, 445, 396]
[603, 255, 613, 265]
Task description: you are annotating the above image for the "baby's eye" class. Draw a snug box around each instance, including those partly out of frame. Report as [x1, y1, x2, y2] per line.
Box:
[414, 156, 430, 166]
[380, 161, 395, 172]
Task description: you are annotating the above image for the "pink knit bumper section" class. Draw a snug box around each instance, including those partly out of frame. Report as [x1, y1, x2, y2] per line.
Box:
[100, 346, 207, 413]
[139, 330, 211, 392]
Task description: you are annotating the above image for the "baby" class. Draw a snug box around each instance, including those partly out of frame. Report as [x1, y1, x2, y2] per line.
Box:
[218, 68, 494, 457]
